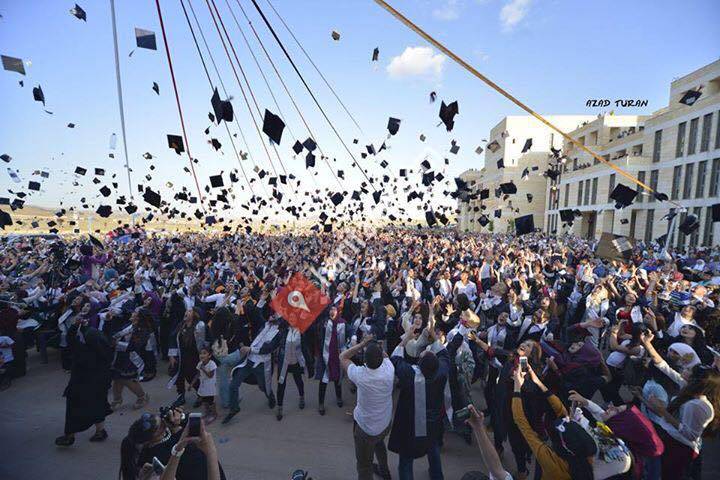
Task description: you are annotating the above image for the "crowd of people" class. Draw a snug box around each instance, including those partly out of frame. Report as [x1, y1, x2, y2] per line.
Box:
[2, 228, 720, 480]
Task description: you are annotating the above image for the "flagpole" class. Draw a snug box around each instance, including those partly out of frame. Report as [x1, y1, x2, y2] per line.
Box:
[110, 0, 134, 211]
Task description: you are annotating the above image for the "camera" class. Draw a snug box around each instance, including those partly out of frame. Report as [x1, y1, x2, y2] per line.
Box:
[159, 394, 186, 423]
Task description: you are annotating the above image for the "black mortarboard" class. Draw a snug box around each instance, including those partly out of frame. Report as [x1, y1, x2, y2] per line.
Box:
[75, 166, 87, 176]
[167, 134, 184, 154]
[33, 85, 45, 105]
[450, 143, 459, 155]
[429, 91, 437, 103]
[654, 192, 668, 202]
[478, 215, 489, 227]
[70, 4, 86, 21]
[609, 183, 637, 209]
[28, 181, 40, 191]
[306, 152, 315, 168]
[292, 140, 303, 154]
[620, 218, 629, 225]
[521, 167, 530, 180]
[387, 117, 401, 136]
[487, 140, 500, 153]
[88, 234, 103, 249]
[679, 214, 700, 235]
[262, 109, 285, 144]
[211, 88, 233, 124]
[210, 138, 221, 150]
[330, 192, 344, 206]
[0, 198, 9, 205]
[545, 169, 560, 181]
[99, 185, 111, 197]
[372, 47, 379, 61]
[526, 193, 533, 202]
[143, 188, 161, 208]
[497, 158, 504, 169]
[380, 160, 388, 168]
[1, 55, 25, 75]
[425, 211, 437, 227]
[96, 205, 112, 218]
[521, 138, 532, 153]
[302, 137, 317, 151]
[438, 101, 459, 131]
[679, 90, 702, 106]
[480, 188, 489, 200]
[373, 191, 381, 204]
[421, 159, 431, 170]
[331, 30, 340, 41]
[559, 209, 575, 224]
[515, 214, 535, 235]
[95, 168, 105, 176]
[0, 210, 13, 229]
[135, 28, 157, 50]
[494, 209, 502, 218]
[399, 169, 407, 177]
[712, 203, 720, 222]
[125, 204, 137, 214]
[152, 82, 159, 95]
[1, 154, 11, 163]
[499, 182, 517, 195]
[422, 172, 434, 186]
[474, 146, 483, 155]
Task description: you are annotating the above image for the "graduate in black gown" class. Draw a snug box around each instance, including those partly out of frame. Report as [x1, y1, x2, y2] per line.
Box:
[55, 319, 113, 446]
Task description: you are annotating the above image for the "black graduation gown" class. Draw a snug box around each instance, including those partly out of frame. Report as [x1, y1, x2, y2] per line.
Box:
[63, 324, 113, 434]
[388, 341, 456, 458]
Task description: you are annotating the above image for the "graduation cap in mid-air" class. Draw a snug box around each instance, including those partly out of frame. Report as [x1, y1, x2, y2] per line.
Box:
[99, 185, 111, 197]
[28, 181, 40, 191]
[387, 117, 401, 136]
[1, 55, 25, 75]
[134, 28, 157, 50]
[152, 82, 159, 95]
[474, 146, 483, 155]
[262, 109, 285, 144]
[438, 101, 459, 131]
[96, 205, 112, 218]
[211, 88, 233, 124]
[521, 138, 533, 153]
[478, 215, 489, 227]
[0, 210, 13, 229]
[559, 209, 576, 225]
[75, 166, 87, 176]
[679, 89, 702, 106]
[303, 137, 317, 152]
[479, 188, 490, 200]
[143, 188, 162, 208]
[499, 182, 517, 195]
[678, 214, 700, 235]
[515, 214, 535, 235]
[487, 140, 500, 153]
[70, 4, 86, 21]
[425, 210, 437, 227]
[331, 30, 340, 41]
[609, 183, 638, 209]
[167, 134, 185, 154]
[292, 140, 303, 154]
[33, 85, 45, 105]
[372, 47, 379, 61]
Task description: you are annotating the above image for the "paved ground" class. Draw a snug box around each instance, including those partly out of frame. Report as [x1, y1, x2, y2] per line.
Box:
[0, 350, 487, 480]
[2, 350, 720, 479]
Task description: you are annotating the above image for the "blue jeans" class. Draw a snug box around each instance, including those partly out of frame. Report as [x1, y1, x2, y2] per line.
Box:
[398, 441, 443, 480]
[217, 350, 243, 408]
[644, 455, 662, 480]
[228, 361, 267, 411]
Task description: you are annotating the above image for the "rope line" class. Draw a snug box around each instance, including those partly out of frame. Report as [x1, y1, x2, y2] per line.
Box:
[154, 0, 205, 210]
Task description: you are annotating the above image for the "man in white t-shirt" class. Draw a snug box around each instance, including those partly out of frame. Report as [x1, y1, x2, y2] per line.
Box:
[341, 335, 395, 480]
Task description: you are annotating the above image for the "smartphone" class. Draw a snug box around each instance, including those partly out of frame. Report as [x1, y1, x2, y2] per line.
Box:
[152, 457, 166, 475]
[519, 356, 528, 372]
[188, 412, 202, 437]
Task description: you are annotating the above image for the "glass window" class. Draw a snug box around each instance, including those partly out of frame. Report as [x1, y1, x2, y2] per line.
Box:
[710, 158, 720, 197]
[700, 113, 712, 152]
[629, 210, 638, 239]
[652, 130, 662, 162]
[649, 170, 659, 203]
[690, 207, 702, 247]
[584, 179, 591, 205]
[716, 111, 720, 149]
[577, 180, 583, 205]
[644, 210, 654, 243]
[687, 118, 699, 155]
[671, 165, 682, 200]
[676, 122, 686, 158]
[683, 163, 694, 199]
[637, 171, 645, 203]
[564, 183, 569, 207]
[608, 174, 616, 201]
[703, 206, 714, 246]
[676, 211, 688, 248]
[696, 160, 707, 198]
[591, 178, 598, 204]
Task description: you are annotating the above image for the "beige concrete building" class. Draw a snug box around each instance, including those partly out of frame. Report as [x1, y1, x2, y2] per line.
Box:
[457, 115, 595, 232]
[545, 60, 720, 249]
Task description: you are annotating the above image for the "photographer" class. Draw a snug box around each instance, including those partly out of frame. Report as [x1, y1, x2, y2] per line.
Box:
[120, 407, 225, 480]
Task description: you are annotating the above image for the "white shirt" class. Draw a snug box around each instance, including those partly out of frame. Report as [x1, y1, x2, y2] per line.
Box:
[196, 360, 217, 397]
[347, 358, 395, 436]
[454, 280, 478, 302]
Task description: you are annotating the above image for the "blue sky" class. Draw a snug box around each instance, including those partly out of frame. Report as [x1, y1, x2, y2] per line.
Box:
[1, 0, 719, 219]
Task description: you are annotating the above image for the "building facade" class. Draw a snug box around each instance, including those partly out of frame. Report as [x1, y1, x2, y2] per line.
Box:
[544, 60, 720, 249]
[457, 115, 595, 232]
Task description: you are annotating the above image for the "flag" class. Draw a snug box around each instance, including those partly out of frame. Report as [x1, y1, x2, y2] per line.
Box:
[270, 272, 330, 333]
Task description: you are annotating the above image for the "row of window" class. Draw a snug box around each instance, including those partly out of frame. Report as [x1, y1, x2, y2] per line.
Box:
[653, 110, 720, 162]
[670, 158, 720, 200]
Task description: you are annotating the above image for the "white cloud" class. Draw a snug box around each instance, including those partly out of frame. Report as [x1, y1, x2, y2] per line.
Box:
[387, 46, 446, 80]
[432, 0, 462, 21]
[500, 0, 533, 31]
